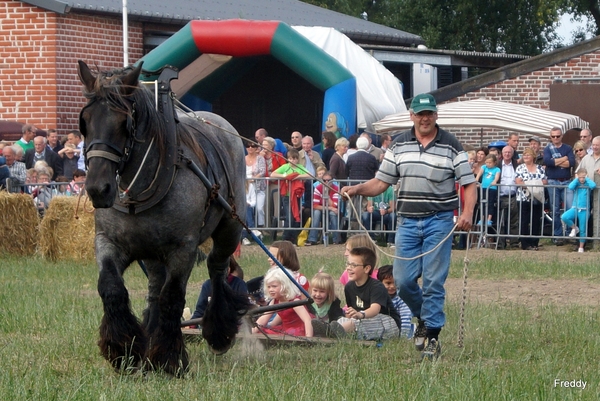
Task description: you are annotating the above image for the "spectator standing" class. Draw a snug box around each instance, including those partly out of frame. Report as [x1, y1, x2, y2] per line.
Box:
[572, 140, 587, 170]
[498, 146, 519, 249]
[343, 133, 359, 162]
[543, 127, 575, 244]
[346, 137, 379, 181]
[321, 131, 337, 170]
[287, 131, 303, 152]
[577, 136, 600, 179]
[15, 124, 36, 154]
[261, 136, 286, 234]
[47, 129, 63, 154]
[329, 137, 349, 183]
[341, 93, 476, 360]
[528, 136, 544, 165]
[380, 134, 392, 154]
[298, 136, 325, 175]
[515, 148, 547, 251]
[475, 154, 500, 226]
[360, 132, 384, 162]
[58, 143, 80, 180]
[270, 149, 310, 244]
[0, 156, 9, 190]
[579, 129, 593, 155]
[2, 146, 26, 188]
[507, 132, 521, 162]
[254, 128, 268, 145]
[245, 141, 267, 229]
[67, 130, 86, 171]
[25, 136, 63, 180]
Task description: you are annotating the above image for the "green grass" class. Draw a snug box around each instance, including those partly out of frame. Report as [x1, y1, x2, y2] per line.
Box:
[0, 252, 599, 400]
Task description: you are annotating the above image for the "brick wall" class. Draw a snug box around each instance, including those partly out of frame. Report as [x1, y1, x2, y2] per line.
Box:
[55, 14, 144, 133]
[0, 1, 58, 128]
[0, 1, 144, 135]
[445, 51, 600, 151]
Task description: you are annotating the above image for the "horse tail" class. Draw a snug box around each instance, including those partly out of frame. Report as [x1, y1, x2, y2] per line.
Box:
[202, 270, 250, 354]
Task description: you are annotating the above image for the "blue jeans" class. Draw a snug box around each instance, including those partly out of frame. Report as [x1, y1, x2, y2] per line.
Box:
[548, 179, 572, 237]
[242, 205, 255, 239]
[361, 210, 395, 243]
[393, 210, 454, 330]
[308, 209, 341, 243]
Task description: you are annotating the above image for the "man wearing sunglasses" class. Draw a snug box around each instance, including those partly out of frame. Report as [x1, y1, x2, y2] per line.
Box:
[543, 127, 576, 245]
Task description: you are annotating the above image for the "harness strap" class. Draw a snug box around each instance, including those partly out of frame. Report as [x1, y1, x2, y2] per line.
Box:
[87, 149, 121, 164]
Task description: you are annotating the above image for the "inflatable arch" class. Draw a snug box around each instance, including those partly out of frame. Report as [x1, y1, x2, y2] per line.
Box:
[139, 19, 357, 138]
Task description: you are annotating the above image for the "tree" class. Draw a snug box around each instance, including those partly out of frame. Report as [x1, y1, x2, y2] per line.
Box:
[302, 0, 567, 55]
[563, 0, 600, 37]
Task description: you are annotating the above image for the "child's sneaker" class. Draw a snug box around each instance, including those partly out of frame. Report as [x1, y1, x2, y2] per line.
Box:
[242, 238, 251, 246]
[327, 321, 347, 339]
[569, 226, 580, 237]
[311, 319, 329, 337]
[578, 248, 584, 253]
[414, 319, 426, 351]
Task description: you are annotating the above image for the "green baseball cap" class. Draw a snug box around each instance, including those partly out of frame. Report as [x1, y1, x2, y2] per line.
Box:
[410, 93, 437, 114]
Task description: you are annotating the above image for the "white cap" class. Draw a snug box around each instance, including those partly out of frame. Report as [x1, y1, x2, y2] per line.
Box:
[357, 137, 369, 150]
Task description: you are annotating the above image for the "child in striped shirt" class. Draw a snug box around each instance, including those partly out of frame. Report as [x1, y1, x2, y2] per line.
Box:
[377, 265, 413, 338]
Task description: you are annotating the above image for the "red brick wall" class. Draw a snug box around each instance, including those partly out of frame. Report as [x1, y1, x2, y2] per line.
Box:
[55, 14, 144, 133]
[445, 51, 600, 151]
[0, 1, 144, 135]
[0, 1, 58, 128]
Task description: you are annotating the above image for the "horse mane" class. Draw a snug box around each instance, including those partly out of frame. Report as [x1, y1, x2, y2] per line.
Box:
[82, 66, 167, 164]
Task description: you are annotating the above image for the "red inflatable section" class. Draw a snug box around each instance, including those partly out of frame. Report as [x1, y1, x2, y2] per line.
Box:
[190, 20, 279, 57]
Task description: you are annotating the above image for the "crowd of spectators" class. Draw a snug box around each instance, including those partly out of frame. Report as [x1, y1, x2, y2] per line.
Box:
[0, 124, 87, 214]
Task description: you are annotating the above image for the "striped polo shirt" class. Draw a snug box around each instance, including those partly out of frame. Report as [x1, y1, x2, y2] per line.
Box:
[375, 126, 475, 217]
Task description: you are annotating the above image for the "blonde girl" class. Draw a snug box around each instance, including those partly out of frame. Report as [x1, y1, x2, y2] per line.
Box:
[252, 268, 313, 337]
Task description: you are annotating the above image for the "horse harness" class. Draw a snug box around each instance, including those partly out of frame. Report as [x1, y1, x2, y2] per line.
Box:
[82, 65, 237, 217]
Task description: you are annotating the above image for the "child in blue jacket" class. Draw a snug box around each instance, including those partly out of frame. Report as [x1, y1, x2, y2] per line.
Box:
[561, 168, 596, 253]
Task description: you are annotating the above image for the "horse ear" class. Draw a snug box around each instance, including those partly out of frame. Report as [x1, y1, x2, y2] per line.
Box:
[78, 60, 96, 92]
[121, 62, 143, 96]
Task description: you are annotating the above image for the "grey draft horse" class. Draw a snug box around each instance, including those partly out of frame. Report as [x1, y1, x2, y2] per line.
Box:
[77, 60, 249, 375]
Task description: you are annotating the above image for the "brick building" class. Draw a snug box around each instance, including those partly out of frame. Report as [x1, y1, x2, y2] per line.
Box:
[428, 37, 600, 150]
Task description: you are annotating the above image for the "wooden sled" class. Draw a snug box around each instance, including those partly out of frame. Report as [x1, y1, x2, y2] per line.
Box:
[181, 327, 375, 348]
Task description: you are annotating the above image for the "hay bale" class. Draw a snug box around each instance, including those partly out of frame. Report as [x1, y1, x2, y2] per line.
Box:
[39, 196, 96, 262]
[0, 191, 39, 256]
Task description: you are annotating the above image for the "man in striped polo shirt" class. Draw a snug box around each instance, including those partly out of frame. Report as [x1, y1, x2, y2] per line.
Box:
[341, 93, 476, 360]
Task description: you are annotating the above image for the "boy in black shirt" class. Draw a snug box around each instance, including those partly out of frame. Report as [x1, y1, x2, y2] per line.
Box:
[331, 247, 401, 340]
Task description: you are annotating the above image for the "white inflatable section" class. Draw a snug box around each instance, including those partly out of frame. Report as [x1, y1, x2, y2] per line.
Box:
[293, 26, 406, 132]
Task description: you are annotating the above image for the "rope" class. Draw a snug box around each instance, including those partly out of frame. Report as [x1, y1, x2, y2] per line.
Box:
[457, 235, 470, 348]
[174, 97, 471, 347]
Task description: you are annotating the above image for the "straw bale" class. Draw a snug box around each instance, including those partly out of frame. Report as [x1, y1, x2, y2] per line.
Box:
[39, 195, 96, 262]
[0, 191, 39, 256]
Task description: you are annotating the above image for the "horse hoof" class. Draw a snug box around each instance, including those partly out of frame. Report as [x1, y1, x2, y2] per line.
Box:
[209, 337, 236, 355]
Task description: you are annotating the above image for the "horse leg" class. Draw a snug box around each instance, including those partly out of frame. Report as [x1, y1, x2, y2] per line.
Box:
[145, 250, 195, 376]
[97, 254, 147, 373]
[202, 221, 251, 354]
[141, 259, 166, 337]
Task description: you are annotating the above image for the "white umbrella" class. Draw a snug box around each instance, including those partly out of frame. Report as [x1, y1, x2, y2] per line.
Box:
[372, 98, 589, 138]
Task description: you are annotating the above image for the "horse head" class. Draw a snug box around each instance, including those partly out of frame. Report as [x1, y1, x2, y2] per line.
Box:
[77, 60, 143, 208]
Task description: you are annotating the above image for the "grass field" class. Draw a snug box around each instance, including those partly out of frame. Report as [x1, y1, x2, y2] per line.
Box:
[0, 247, 599, 400]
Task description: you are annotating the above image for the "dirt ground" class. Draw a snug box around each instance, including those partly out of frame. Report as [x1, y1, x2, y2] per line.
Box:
[245, 243, 600, 308]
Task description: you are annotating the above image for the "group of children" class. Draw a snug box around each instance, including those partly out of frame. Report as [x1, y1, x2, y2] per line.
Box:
[188, 234, 413, 342]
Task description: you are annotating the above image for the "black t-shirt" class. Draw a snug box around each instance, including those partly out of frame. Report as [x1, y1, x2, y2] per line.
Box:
[344, 277, 401, 330]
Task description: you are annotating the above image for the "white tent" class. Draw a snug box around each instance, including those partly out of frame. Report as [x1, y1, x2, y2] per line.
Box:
[293, 26, 406, 132]
[372, 98, 589, 137]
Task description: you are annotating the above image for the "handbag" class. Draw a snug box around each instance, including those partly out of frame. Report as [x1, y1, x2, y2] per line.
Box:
[523, 178, 545, 205]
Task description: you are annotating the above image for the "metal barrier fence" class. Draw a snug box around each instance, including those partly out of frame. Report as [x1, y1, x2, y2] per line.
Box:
[244, 177, 600, 249]
[8, 176, 598, 248]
